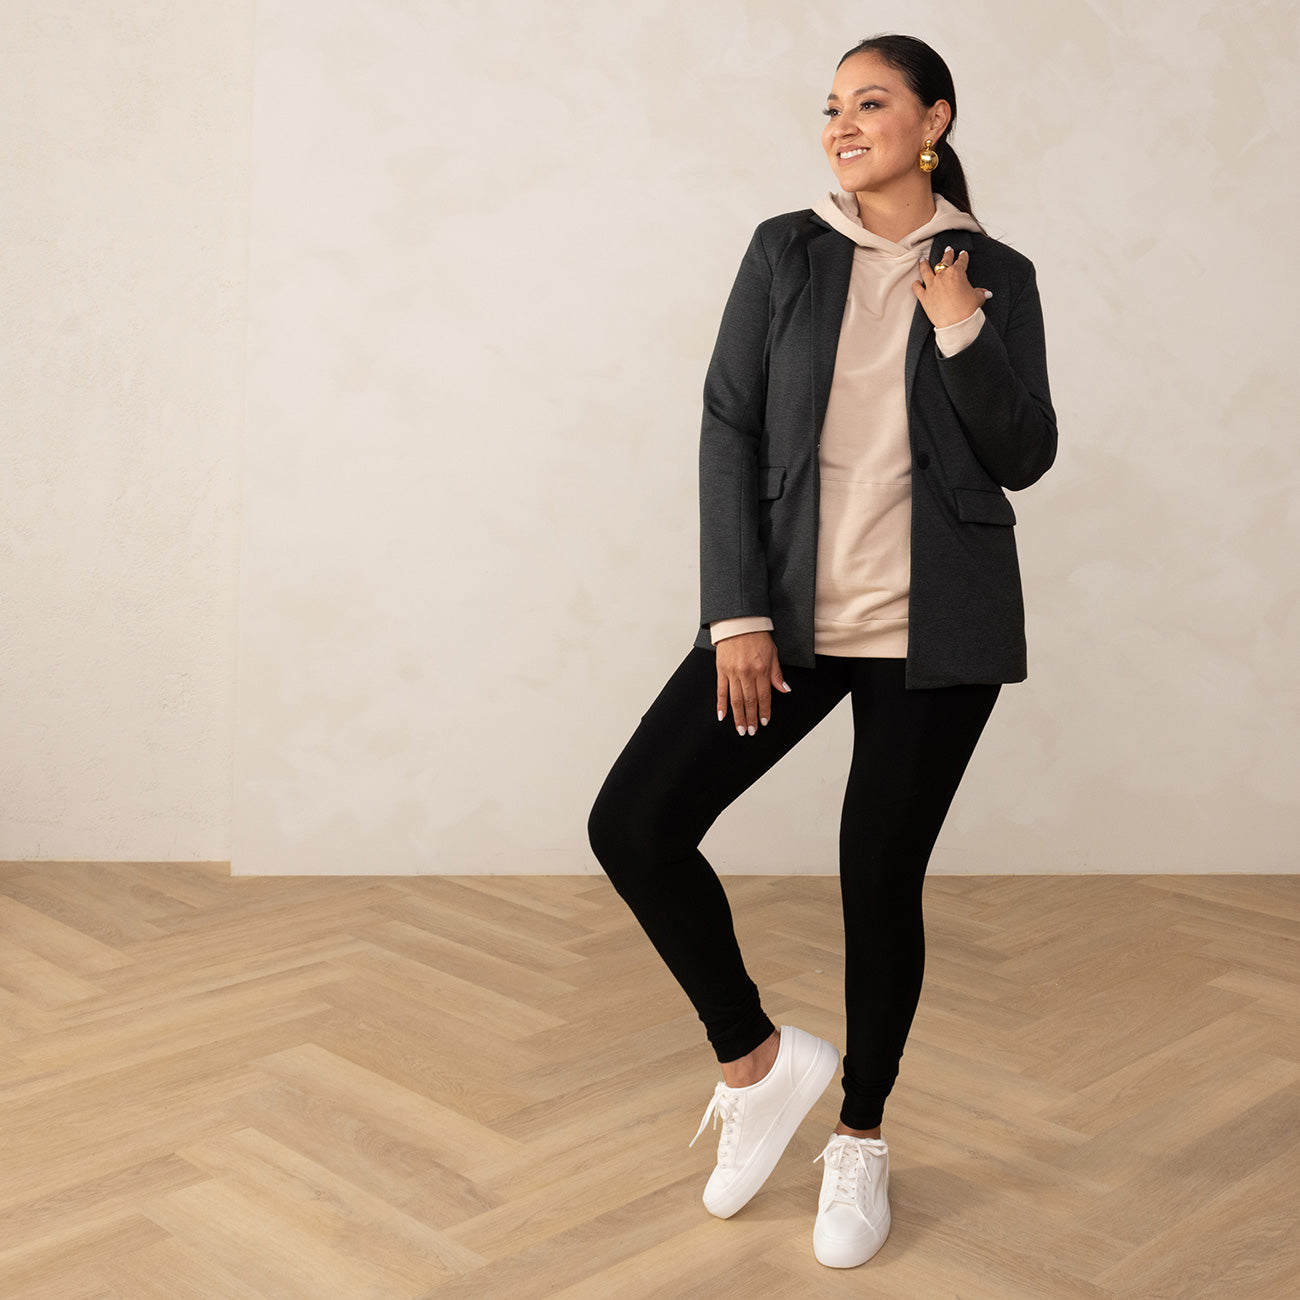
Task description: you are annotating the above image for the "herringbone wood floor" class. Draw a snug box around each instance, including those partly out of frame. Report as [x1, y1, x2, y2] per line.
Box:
[0, 863, 1296, 1298]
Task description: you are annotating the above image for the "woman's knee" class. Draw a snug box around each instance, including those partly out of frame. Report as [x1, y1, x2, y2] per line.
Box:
[586, 783, 624, 870]
[587, 777, 645, 878]
[587, 776, 689, 884]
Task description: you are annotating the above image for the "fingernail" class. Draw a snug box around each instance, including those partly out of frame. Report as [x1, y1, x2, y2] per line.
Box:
[747, 725, 756, 736]
[760, 716, 769, 726]
[780, 682, 792, 692]
[718, 709, 725, 721]
[945, 245, 953, 254]
[984, 289, 993, 298]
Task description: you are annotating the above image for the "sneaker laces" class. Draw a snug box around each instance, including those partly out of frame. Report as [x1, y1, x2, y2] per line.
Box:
[689, 1082, 741, 1166]
[814, 1135, 880, 1205]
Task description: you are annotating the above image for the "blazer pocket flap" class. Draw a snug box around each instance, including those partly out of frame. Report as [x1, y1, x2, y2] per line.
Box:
[759, 465, 787, 500]
[955, 487, 1016, 525]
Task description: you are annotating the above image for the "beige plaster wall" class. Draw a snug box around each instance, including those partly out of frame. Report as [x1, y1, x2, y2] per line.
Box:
[3, 2, 1296, 874]
[1, 2, 252, 860]
[232, 0, 1300, 874]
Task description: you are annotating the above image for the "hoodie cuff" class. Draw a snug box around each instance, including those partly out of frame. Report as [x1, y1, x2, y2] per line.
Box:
[935, 307, 985, 357]
[710, 616, 775, 644]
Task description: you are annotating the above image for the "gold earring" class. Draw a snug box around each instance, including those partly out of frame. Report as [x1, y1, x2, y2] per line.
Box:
[918, 138, 939, 172]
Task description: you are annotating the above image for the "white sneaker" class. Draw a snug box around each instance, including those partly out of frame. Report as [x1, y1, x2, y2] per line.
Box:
[688, 1025, 840, 1219]
[812, 1133, 891, 1266]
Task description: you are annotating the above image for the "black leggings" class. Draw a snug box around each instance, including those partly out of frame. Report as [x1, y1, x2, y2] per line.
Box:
[587, 647, 1000, 1131]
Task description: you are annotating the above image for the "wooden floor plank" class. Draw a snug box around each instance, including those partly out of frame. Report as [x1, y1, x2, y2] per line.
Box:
[97, 1235, 272, 1300]
[0, 866, 1295, 1297]
[0, 1214, 169, 1296]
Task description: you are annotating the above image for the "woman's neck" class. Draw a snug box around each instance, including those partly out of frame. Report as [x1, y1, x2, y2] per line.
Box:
[853, 183, 938, 244]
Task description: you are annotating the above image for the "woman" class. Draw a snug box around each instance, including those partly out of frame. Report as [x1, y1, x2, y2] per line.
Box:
[588, 33, 1056, 1270]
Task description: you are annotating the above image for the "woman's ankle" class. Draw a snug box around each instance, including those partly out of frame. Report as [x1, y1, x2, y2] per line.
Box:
[719, 1027, 780, 1088]
[835, 1121, 882, 1139]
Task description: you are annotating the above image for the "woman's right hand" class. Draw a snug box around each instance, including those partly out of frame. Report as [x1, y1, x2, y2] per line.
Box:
[715, 631, 792, 736]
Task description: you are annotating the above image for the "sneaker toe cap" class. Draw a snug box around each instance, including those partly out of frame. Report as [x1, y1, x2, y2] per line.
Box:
[814, 1209, 889, 1267]
[815, 1203, 889, 1245]
[702, 1168, 744, 1217]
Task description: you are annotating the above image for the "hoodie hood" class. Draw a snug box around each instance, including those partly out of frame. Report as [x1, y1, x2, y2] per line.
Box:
[810, 189, 984, 254]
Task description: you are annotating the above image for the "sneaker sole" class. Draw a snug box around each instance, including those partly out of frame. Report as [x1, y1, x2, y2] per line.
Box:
[704, 1034, 840, 1219]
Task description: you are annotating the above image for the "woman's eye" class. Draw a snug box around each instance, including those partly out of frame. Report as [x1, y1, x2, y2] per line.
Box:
[822, 101, 880, 117]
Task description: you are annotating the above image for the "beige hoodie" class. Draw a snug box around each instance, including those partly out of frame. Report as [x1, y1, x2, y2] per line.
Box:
[710, 191, 987, 656]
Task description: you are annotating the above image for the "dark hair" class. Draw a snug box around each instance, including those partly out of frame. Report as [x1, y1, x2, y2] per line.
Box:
[837, 34, 975, 221]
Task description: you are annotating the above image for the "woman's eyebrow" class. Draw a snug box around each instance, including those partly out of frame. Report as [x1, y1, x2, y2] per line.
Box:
[826, 85, 889, 101]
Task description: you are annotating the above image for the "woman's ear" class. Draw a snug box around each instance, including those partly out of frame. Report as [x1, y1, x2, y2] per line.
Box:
[928, 99, 953, 143]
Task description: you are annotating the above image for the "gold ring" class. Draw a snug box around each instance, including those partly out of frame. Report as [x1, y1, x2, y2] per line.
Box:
[933, 262, 949, 273]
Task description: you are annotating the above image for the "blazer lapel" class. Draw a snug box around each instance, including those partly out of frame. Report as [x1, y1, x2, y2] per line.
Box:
[904, 232, 950, 412]
[807, 227, 854, 444]
[906, 230, 979, 408]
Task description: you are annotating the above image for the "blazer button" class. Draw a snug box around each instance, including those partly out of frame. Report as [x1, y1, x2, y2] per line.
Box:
[916, 453, 930, 470]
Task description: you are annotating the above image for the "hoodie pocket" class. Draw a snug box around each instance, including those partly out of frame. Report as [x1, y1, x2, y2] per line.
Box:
[954, 487, 1016, 526]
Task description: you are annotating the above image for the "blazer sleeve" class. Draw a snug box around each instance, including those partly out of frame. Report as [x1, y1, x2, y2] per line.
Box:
[698, 224, 773, 628]
[935, 260, 1058, 491]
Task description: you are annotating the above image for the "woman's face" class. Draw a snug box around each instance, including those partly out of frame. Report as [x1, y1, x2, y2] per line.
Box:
[821, 53, 950, 196]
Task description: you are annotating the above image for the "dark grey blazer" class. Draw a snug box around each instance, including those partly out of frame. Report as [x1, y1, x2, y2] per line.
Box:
[694, 206, 1058, 688]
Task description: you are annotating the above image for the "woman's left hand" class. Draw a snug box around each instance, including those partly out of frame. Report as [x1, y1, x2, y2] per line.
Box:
[913, 246, 990, 329]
